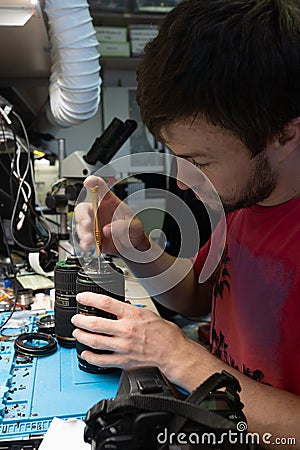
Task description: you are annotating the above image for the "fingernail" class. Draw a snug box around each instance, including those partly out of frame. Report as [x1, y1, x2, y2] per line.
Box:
[72, 329, 78, 338]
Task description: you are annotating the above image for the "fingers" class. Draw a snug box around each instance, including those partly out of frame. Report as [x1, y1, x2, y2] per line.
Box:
[74, 327, 130, 369]
[71, 313, 121, 336]
[71, 292, 184, 374]
[75, 292, 132, 319]
[84, 176, 120, 208]
[74, 202, 95, 250]
[73, 328, 120, 352]
[84, 175, 108, 189]
[79, 350, 126, 369]
[75, 175, 147, 255]
[75, 200, 92, 221]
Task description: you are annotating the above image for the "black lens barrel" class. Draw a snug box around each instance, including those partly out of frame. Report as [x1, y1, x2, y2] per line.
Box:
[75, 262, 125, 374]
[54, 256, 81, 348]
[54, 257, 125, 373]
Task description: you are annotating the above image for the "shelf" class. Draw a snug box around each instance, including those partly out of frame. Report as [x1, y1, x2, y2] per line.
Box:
[91, 10, 165, 26]
[88, 0, 177, 22]
[100, 56, 141, 70]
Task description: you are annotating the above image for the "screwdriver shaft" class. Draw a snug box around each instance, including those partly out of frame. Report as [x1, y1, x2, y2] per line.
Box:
[90, 185, 102, 272]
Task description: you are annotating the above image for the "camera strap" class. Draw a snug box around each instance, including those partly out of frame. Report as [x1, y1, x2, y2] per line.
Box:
[107, 393, 234, 429]
[86, 370, 241, 434]
[167, 370, 243, 435]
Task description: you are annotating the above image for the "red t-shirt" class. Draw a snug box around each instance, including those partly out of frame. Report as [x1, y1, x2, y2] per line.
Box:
[193, 197, 300, 395]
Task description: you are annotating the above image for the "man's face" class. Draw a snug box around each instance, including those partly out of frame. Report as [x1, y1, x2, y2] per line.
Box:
[163, 119, 278, 212]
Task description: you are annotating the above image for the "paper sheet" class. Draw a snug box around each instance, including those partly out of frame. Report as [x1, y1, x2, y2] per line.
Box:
[16, 273, 54, 290]
[39, 417, 90, 450]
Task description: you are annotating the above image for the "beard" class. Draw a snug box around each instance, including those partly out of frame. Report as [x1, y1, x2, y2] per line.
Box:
[221, 151, 278, 213]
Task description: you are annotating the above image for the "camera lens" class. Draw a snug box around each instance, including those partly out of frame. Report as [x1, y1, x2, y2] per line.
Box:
[76, 260, 125, 374]
[54, 256, 81, 348]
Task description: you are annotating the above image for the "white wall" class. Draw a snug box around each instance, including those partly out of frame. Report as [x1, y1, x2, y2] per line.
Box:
[36, 68, 137, 157]
[37, 106, 104, 157]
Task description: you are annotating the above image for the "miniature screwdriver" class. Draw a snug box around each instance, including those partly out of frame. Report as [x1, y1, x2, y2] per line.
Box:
[90, 185, 102, 272]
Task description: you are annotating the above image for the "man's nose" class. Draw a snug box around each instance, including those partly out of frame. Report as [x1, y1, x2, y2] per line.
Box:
[176, 158, 195, 190]
[176, 156, 208, 189]
[176, 179, 189, 190]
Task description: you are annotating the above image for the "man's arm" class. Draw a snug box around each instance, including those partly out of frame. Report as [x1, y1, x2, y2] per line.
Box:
[123, 244, 212, 318]
[72, 293, 299, 450]
[171, 339, 300, 450]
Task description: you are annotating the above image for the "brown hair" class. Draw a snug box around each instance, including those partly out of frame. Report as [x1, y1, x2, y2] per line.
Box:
[136, 0, 300, 156]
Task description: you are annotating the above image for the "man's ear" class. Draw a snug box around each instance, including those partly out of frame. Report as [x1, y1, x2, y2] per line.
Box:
[276, 117, 300, 161]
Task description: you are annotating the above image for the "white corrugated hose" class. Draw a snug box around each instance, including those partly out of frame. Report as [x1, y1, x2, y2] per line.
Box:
[43, 0, 101, 127]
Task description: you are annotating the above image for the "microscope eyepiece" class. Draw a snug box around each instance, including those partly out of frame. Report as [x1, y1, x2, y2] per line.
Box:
[83, 117, 137, 166]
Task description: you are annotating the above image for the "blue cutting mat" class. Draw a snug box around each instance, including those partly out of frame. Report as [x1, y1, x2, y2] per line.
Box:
[0, 312, 120, 441]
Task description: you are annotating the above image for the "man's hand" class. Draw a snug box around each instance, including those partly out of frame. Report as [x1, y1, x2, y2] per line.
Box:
[71, 293, 300, 449]
[75, 175, 150, 257]
[71, 291, 194, 379]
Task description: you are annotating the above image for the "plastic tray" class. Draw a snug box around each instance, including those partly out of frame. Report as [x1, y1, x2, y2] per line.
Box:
[0, 312, 120, 443]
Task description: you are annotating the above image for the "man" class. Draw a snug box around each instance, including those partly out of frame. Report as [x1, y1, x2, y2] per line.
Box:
[73, 0, 300, 447]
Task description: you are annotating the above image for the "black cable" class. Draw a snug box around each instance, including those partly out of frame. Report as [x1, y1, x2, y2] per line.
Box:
[44, 216, 60, 227]
[58, 242, 73, 256]
[0, 216, 16, 276]
[0, 299, 16, 330]
[0, 210, 25, 331]
[0, 119, 16, 189]
[1, 116, 54, 253]
[10, 214, 53, 252]
[6, 118, 53, 251]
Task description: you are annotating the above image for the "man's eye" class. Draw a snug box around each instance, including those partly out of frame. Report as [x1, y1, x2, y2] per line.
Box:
[193, 161, 209, 168]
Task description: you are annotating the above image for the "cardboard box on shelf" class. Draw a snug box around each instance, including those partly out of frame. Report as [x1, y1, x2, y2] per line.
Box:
[99, 41, 131, 57]
[129, 24, 159, 56]
[95, 26, 128, 43]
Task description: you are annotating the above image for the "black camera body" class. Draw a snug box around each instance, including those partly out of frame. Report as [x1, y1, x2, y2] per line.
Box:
[84, 367, 250, 450]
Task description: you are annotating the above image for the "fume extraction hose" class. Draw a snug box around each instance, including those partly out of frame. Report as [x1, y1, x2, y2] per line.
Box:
[43, 0, 101, 127]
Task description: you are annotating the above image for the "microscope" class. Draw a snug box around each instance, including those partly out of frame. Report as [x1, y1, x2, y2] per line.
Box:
[61, 117, 137, 179]
[45, 117, 137, 260]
